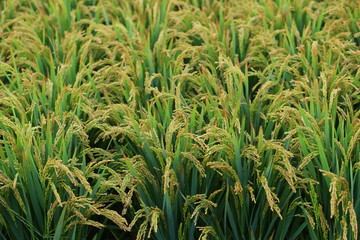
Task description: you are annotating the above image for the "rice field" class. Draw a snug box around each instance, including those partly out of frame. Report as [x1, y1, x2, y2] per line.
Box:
[0, 0, 359, 239]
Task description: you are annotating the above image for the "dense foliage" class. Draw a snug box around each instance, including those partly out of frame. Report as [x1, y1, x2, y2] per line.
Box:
[0, 0, 359, 239]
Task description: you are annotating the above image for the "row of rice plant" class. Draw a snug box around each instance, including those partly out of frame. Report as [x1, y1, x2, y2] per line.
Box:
[0, 0, 359, 239]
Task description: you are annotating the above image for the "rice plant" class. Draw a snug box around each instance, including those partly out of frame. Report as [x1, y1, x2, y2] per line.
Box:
[0, 0, 359, 239]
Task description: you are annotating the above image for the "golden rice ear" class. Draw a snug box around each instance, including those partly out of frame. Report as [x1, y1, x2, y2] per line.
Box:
[197, 226, 219, 240]
[98, 209, 129, 231]
[259, 174, 282, 220]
